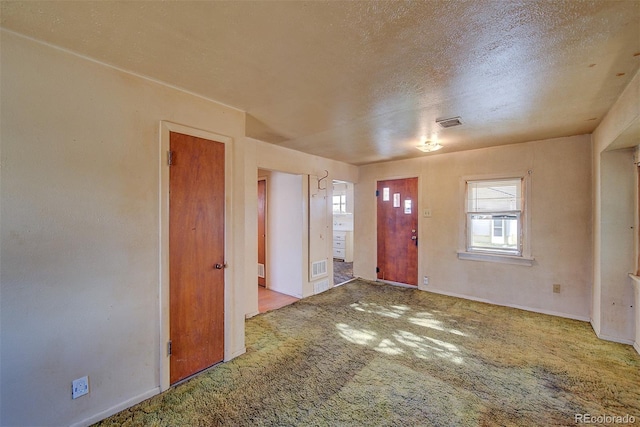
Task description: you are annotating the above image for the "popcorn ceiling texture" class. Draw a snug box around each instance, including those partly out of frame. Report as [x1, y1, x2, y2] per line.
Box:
[96, 280, 640, 426]
[2, 1, 638, 165]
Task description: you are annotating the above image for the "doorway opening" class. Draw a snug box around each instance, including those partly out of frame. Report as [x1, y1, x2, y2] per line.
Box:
[257, 169, 304, 309]
[332, 180, 355, 286]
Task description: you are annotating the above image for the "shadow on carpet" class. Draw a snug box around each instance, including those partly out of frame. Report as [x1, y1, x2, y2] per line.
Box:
[96, 279, 640, 426]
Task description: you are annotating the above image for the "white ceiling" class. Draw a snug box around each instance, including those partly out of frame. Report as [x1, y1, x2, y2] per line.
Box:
[2, 1, 639, 165]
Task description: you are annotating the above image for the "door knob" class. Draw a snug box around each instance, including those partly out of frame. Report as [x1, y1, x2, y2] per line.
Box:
[214, 263, 227, 269]
[411, 236, 417, 240]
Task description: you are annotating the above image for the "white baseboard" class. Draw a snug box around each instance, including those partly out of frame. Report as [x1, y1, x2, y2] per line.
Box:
[378, 279, 419, 289]
[590, 320, 601, 337]
[589, 319, 635, 346]
[423, 287, 590, 322]
[226, 346, 246, 361]
[245, 310, 259, 319]
[335, 277, 358, 287]
[595, 332, 636, 346]
[634, 341, 640, 355]
[71, 387, 160, 427]
[508, 303, 590, 322]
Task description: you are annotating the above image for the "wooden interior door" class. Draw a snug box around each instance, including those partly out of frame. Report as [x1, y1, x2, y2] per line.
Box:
[377, 177, 418, 286]
[258, 179, 267, 287]
[169, 131, 225, 384]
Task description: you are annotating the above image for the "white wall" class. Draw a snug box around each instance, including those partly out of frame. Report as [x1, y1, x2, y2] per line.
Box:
[265, 171, 304, 298]
[355, 135, 593, 320]
[634, 276, 640, 353]
[309, 175, 331, 286]
[0, 30, 359, 427]
[592, 68, 640, 346]
[0, 31, 250, 426]
[597, 149, 635, 341]
[254, 140, 358, 299]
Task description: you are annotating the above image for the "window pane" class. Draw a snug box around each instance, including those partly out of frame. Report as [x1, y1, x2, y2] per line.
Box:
[467, 179, 521, 212]
[333, 195, 347, 213]
[468, 214, 520, 254]
[404, 199, 412, 214]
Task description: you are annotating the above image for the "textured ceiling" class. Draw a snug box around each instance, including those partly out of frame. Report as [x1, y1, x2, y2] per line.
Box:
[1, 1, 639, 165]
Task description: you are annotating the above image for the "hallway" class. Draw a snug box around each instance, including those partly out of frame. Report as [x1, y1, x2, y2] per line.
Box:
[333, 261, 353, 286]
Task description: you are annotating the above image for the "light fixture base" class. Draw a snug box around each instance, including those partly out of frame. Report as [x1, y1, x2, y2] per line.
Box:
[416, 142, 443, 152]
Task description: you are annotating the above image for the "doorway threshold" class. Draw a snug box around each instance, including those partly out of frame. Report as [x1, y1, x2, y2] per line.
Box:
[377, 279, 418, 289]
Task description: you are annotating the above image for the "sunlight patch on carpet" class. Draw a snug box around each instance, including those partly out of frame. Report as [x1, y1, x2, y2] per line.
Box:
[96, 279, 640, 426]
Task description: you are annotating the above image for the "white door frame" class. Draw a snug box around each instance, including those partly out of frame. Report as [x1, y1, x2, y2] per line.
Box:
[159, 121, 234, 392]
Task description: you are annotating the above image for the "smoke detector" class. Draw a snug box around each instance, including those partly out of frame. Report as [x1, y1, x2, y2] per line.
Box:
[436, 116, 462, 128]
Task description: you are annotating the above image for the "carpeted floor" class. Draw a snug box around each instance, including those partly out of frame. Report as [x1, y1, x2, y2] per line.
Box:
[96, 279, 640, 426]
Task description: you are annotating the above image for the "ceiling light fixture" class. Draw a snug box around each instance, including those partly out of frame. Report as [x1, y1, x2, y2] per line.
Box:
[416, 140, 443, 153]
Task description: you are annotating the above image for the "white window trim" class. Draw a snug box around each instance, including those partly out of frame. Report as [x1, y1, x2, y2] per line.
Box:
[457, 172, 534, 266]
[457, 250, 535, 266]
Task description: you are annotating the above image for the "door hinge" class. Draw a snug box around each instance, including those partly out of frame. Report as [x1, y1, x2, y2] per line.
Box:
[376, 267, 380, 273]
[167, 340, 172, 356]
[167, 150, 174, 166]
[375, 190, 379, 197]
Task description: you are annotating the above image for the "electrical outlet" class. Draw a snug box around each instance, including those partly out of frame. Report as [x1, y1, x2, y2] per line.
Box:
[553, 284, 561, 294]
[72, 376, 89, 399]
[423, 276, 429, 285]
[423, 208, 432, 218]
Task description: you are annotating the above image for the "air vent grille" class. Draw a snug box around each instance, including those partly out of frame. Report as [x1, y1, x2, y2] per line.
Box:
[313, 280, 329, 294]
[436, 116, 462, 128]
[311, 259, 328, 279]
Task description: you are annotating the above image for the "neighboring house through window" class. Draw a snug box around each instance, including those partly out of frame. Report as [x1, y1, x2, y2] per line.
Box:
[458, 175, 533, 265]
[466, 178, 522, 255]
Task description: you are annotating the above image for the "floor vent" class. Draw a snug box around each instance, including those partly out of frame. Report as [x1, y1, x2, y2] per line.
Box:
[311, 259, 328, 279]
[258, 263, 265, 278]
[314, 280, 329, 294]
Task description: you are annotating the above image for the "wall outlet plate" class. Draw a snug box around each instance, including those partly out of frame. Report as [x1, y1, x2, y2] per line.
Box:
[423, 276, 429, 285]
[72, 376, 89, 399]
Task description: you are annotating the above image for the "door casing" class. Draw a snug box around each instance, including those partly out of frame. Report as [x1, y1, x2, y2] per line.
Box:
[376, 176, 420, 287]
[258, 177, 267, 287]
[159, 121, 235, 392]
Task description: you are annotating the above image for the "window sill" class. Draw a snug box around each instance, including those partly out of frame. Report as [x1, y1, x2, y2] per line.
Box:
[457, 251, 535, 266]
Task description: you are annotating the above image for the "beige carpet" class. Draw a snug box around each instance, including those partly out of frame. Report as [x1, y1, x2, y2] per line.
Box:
[96, 279, 640, 426]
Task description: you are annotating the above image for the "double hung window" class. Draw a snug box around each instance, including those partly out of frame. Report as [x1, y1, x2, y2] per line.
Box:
[465, 178, 523, 256]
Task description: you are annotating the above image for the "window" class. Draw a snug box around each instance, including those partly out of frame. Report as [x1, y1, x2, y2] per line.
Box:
[465, 178, 523, 256]
[333, 194, 347, 213]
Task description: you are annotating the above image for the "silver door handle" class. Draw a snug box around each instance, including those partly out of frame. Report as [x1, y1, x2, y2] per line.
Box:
[214, 263, 227, 269]
[411, 236, 417, 240]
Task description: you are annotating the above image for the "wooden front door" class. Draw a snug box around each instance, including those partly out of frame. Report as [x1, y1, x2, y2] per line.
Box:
[377, 177, 418, 286]
[169, 131, 225, 384]
[257, 179, 267, 287]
